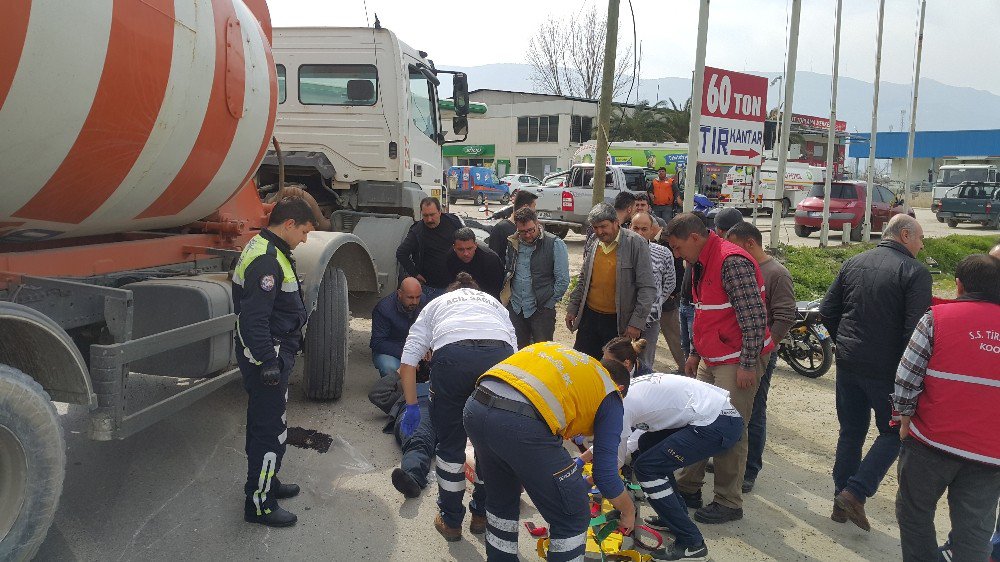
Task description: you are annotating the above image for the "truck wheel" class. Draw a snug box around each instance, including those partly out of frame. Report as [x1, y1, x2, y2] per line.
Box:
[0, 364, 65, 561]
[500, 193, 511, 204]
[946, 219, 958, 228]
[794, 224, 811, 238]
[936, 215, 944, 223]
[474, 193, 485, 206]
[547, 225, 569, 239]
[781, 198, 791, 217]
[303, 267, 349, 401]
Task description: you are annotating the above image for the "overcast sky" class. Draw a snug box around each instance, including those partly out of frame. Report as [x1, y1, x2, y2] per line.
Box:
[271, 0, 1000, 97]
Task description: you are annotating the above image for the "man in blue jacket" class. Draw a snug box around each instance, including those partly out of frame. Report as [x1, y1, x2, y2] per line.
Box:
[370, 277, 427, 378]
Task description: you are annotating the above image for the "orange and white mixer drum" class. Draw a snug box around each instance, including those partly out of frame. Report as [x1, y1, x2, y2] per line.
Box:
[0, 0, 277, 242]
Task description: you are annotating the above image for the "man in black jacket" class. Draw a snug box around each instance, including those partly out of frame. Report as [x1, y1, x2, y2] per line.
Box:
[447, 227, 504, 300]
[820, 214, 932, 532]
[395, 197, 464, 300]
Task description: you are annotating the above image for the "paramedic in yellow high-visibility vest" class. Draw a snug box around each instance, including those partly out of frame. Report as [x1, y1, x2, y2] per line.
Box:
[463, 342, 636, 561]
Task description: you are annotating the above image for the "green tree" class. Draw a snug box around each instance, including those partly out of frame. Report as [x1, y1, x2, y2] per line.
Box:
[607, 98, 690, 142]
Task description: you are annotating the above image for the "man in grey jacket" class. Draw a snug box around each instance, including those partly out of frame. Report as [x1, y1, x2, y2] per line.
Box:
[566, 203, 657, 359]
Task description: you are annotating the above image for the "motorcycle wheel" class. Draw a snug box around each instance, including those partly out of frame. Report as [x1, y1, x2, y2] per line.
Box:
[781, 327, 833, 378]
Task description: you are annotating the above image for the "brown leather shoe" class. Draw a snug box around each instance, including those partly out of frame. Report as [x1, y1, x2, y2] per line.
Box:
[834, 490, 870, 532]
[469, 513, 487, 535]
[831, 503, 848, 523]
[435, 514, 462, 542]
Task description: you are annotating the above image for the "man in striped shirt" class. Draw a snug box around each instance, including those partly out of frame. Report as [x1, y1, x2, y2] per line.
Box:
[631, 212, 676, 373]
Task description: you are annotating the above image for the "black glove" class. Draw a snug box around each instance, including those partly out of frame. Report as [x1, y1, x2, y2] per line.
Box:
[261, 359, 281, 386]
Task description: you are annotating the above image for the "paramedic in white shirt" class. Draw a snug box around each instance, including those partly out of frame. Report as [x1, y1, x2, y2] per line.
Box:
[398, 272, 517, 541]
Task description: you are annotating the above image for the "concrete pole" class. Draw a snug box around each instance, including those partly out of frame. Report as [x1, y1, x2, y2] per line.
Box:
[768, 0, 801, 250]
[683, 0, 711, 213]
[820, 0, 843, 247]
[863, 0, 886, 242]
[903, 0, 927, 210]
[591, 0, 620, 206]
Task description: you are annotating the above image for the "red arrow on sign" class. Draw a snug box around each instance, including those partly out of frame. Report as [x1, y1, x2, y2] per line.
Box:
[730, 148, 760, 159]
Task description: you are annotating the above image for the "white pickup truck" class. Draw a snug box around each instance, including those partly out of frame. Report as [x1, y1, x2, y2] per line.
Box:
[525, 163, 651, 237]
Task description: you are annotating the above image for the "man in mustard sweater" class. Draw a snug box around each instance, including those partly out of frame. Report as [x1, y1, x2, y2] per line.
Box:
[566, 203, 657, 359]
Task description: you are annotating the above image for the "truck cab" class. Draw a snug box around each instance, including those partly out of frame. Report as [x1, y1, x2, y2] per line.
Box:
[258, 27, 470, 219]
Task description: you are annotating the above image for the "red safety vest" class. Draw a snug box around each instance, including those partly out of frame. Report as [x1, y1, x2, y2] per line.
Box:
[692, 232, 774, 366]
[910, 300, 1000, 466]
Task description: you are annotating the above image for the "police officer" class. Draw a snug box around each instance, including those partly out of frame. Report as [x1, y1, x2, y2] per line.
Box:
[398, 272, 517, 542]
[232, 197, 316, 528]
[464, 341, 636, 561]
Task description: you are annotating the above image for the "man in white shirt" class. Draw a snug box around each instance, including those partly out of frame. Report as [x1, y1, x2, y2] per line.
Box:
[398, 273, 517, 542]
[618, 373, 743, 561]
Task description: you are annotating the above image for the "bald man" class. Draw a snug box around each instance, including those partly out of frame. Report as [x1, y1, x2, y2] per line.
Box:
[370, 277, 428, 378]
[820, 213, 932, 531]
[631, 212, 676, 372]
[990, 243, 1000, 259]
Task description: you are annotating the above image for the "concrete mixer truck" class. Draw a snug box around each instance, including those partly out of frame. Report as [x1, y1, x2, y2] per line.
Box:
[0, 2, 471, 558]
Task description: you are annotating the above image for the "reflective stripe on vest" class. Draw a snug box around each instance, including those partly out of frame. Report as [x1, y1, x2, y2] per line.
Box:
[911, 300, 1000, 467]
[691, 233, 774, 365]
[481, 341, 619, 438]
[232, 233, 299, 292]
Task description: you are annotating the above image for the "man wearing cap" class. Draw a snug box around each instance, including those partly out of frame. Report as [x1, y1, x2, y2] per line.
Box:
[713, 207, 745, 237]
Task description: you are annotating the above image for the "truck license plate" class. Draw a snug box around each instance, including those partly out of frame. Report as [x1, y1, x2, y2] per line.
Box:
[538, 211, 551, 219]
[955, 213, 970, 218]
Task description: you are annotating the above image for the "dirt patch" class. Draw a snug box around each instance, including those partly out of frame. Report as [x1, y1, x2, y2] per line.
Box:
[286, 426, 334, 453]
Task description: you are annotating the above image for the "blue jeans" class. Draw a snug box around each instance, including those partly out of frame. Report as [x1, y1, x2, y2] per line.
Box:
[464, 395, 590, 562]
[833, 368, 900, 501]
[678, 302, 695, 360]
[651, 204, 676, 224]
[633, 414, 743, 547]
[430, 340, 514, 528]
[745, 353, 778, 482]
[394, 395, 436, 488]
[372, 353, 401, 378]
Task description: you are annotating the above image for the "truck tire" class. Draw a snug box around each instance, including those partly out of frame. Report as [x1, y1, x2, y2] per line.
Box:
[303, 267, 349, 401]
[946, 219, 958, 228]
[794, 224, 811, 238]
[474, 193, 485, 206]
[547, 224, 569, 239]
[0, 364, 65, 562]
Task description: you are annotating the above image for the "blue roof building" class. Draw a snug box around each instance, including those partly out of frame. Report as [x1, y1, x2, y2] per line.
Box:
[847, 129, 1000, 186]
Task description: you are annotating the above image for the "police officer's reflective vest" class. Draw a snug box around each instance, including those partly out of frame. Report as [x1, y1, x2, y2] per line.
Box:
[481, 341, 620, 438]
[910, 300, 1000, 466]
[233, 234, 299, 293]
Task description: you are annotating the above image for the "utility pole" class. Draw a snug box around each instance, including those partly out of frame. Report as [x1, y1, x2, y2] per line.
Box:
[863, 0, 886, 242]
[768, 0, 801, 250]
[820, 0, 843, 247]
[592, 0, 621, 206]
[903, 0, 927, 209]
[683, 0, 711, 213]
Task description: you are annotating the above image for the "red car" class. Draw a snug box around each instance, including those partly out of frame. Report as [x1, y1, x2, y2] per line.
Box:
[794, 181, 914, 241]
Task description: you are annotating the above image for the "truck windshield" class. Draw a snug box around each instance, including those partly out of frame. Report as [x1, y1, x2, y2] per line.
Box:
[408, 68, 438, 141]
[299, 64, 378, 106]
[940, 168, 990, 186]
[622, 169, 647, 191]
[808, 183, 857, 199]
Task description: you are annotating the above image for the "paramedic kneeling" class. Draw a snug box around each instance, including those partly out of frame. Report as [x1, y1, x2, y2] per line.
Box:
[464, 341, 636, 562]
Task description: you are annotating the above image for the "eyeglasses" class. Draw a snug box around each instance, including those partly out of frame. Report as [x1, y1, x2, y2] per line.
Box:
[517, 225, 538, 236]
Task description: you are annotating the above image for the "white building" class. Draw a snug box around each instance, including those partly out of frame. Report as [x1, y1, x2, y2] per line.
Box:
[442, 89, 608, 178]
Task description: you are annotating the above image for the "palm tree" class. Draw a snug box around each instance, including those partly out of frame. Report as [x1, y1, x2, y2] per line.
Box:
[606, 98, 691, 142]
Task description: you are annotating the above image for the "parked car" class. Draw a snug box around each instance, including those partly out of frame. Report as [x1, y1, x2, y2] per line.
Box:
[794, 181, 914, 241]
[499, 174, 542, 191]
[541, 170, 570, 187]
[448, 166, 511, 204]
[935, 181, 999, 229]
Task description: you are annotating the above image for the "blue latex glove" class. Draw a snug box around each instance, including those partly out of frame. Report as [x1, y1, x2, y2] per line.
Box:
[400, 403, 421, 438]
[574, 457, 586, 470]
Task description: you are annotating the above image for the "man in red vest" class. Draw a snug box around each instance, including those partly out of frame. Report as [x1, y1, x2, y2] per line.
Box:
[664, 213, 774, 525]
[893, 253, 1000, 562]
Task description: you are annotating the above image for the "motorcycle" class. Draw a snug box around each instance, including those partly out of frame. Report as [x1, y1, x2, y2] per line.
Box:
[778, 300, 834, 378]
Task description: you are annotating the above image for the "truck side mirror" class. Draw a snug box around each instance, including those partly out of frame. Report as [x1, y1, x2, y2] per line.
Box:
[452, 116, 468, 136]
[452, 73, 470, 117]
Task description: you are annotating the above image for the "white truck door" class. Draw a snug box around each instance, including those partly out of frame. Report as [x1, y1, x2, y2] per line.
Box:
[405, 59, 443, 202]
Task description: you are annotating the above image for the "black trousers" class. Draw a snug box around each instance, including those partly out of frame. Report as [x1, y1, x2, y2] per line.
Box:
[896, 438, 1000, 562]
[508, 305, 557, 349]
[573, 306, 619, 360]
[238, 346, 296, 513]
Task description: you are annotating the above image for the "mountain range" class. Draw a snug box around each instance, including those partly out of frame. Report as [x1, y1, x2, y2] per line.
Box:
[438, 63, 1000, 132]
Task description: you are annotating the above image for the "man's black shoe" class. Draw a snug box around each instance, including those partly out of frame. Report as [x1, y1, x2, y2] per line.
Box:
[693, 502, 743, 524]
[274, 482, 300, 499]
[652, 542, 709, 561]
[679, 489, 703, 509]
[742, 478, 755, 494]
[643, 515, 673, 532]
[392, 467, 422, 499]
[244, 504, 297, 528]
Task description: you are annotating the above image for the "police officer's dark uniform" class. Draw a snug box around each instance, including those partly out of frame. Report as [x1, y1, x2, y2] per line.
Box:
[232, 228, 307, 527]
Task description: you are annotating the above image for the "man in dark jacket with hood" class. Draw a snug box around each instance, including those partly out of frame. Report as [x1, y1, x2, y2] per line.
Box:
[820, 214, 932, 533]
[396, 197, 464, 300]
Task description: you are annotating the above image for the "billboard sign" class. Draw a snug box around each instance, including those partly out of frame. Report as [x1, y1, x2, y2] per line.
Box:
[698, 67, 768, 166]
